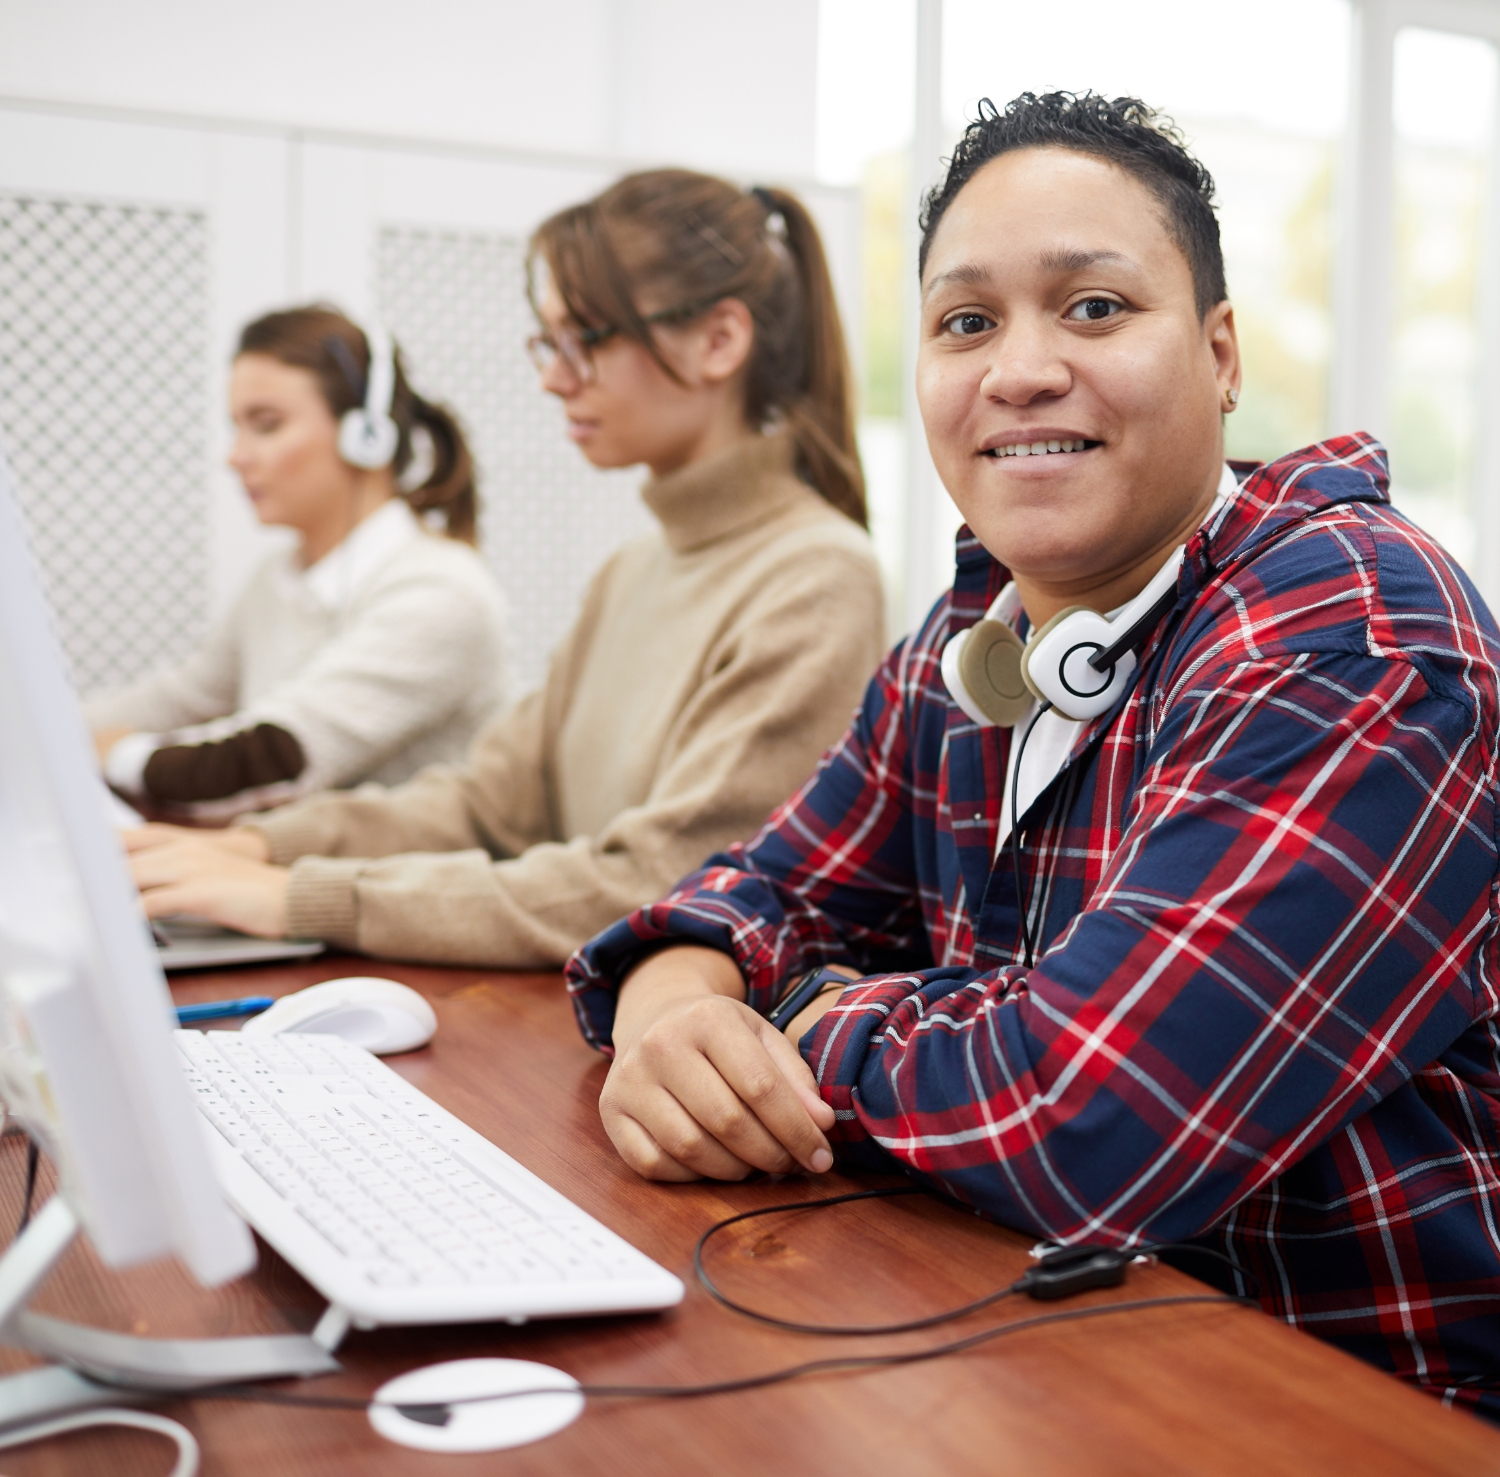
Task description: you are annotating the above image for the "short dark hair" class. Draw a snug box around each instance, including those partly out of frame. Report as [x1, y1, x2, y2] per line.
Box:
[919, 92, 1227, 318]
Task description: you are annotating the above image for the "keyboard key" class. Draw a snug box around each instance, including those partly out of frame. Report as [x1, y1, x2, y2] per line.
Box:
[465, 1257, 517, 1282]
[365, 1261, 414, 1287]
[319, 1077, 368, 1096]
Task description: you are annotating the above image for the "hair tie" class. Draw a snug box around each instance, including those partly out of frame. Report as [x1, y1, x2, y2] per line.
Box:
[748, 185, 788, 240]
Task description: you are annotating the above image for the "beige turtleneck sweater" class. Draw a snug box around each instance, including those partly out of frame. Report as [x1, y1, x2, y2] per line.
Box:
[240, 435, 885, 968]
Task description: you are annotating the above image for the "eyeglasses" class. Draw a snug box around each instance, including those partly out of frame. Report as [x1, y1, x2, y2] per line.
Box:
[526, 298, 723, 384]
[525, 322, 616, 385]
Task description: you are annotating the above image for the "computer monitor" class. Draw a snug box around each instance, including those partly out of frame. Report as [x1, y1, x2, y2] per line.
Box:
[0, 448, 254, 1287]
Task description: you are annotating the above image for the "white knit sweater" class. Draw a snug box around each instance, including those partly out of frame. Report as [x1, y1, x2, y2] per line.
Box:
[87, 500, 508, 812]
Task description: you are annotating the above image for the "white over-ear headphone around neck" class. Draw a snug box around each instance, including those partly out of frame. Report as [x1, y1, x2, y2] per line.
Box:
[941, 547, 1185, 726]
[335, 322, 400, 471]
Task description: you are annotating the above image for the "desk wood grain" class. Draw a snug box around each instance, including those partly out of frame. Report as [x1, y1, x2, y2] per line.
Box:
[0, 956, 1495, 1476]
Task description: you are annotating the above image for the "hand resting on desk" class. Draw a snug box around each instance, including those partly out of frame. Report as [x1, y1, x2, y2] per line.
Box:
[124, 823, 290, 939]
[601, 945, 846, 1182]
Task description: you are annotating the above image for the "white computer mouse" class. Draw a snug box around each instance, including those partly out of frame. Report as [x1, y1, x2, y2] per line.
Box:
[242, 977, 437, 1055]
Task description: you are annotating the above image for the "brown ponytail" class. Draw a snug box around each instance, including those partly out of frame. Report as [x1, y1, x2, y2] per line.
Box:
[237, 304, 479, 544]
[389, 383, 477, 544]
[530, 170, 866, 527]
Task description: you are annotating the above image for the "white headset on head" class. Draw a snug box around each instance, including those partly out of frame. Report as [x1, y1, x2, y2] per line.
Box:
[941, 547, 1185, 726]
[336, 322, 400, 471]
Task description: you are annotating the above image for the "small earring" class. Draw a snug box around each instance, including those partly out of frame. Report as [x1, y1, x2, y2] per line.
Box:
[1224, 387, 1239, 408]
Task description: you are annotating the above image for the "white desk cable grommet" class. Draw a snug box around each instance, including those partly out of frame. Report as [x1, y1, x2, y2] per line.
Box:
[0, 1407, 199, 1477]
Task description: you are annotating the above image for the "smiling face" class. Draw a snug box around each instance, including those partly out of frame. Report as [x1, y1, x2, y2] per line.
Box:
[917, 146, 1240, 619]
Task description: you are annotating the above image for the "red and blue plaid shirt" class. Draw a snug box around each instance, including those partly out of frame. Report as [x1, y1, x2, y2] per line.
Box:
[568, 436, 1500, 1417]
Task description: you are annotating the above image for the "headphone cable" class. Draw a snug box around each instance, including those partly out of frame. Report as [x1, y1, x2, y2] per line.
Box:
[690, 1184, 1262, 1335]
[189, 1291, 1252, 1421]
[1010, 699, 1053, 969]
[98, 1187, 1262, 1425]
[692, 1185, 1026, 1334]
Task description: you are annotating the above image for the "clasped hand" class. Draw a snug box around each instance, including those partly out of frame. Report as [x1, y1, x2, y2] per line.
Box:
[123, 824, 291, 938]
[600, 946, 846, 1183]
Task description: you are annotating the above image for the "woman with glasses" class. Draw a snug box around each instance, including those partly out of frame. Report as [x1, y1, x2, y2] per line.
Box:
[123, 169, 885, 970]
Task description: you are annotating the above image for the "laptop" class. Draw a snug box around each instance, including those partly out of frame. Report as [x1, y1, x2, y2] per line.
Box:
[151, 917, 325, 972]
[105, 784, 325, 971]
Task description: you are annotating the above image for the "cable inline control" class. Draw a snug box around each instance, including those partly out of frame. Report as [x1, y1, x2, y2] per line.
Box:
[1016, 1245, 1131, 1301]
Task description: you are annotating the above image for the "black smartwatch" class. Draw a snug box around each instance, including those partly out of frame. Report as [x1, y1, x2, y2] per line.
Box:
[766, 965, 851, 1029]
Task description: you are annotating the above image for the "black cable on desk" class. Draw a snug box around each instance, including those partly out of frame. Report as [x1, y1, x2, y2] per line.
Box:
[194, 1290, 1254, 1422]
[692, 1185, 1026, 1335]
[692, 1189, 1261, 1330]
[186, 1190, 1260, 1424]
[11, 1149, 1258, 1431]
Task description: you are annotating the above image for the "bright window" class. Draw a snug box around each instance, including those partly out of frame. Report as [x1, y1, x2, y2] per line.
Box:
[1389, 26, 1497, 568]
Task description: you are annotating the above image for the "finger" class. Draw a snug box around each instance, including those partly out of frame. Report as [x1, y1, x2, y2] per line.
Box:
[601, 1107, 699, 1182]
[603, 1105, 709, 1183]
[122, 824, 190, 853]
[700, 1023, 832, 1174]
[129, 846, 192, 890]
[758, 1023, 838, 1134]
[131, 842, 238, 892]
[140, 884, 209, 919]
[649, 1084, 766, 1180]
[212, 828, 271, 859]
[659, 1053, 802, 1176]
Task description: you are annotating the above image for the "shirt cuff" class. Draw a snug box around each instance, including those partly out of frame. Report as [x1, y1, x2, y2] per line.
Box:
[284, 857, 363, 948]
[103, 731, 161, 795]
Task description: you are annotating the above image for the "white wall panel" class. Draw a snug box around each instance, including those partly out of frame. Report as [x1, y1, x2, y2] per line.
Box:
[296, 142, 379, 315]
[614, 0, 820, 178]
[0, 193, 210, 690]
[203, 133, 295, 615]
[0, 0, 619, 159]
[0, 108, 209, 205]
[0, 0, 819, 175]
[373, 151, 616, 238]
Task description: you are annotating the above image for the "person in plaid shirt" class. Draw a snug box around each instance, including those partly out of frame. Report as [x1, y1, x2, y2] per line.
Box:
[566, 93, 1500, 1417]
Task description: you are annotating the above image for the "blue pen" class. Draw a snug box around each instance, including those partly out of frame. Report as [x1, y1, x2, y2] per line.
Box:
[175, 995, 275, 1025]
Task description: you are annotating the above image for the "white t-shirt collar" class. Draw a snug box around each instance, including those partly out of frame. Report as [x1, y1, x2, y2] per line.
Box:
[299, 498, 421, 613]
[993, 462, 1240, 856]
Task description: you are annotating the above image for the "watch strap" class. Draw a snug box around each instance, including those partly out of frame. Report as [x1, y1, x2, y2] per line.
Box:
[767, 965, 851, 1027]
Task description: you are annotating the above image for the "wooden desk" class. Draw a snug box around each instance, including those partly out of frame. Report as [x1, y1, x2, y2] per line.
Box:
[0, 956, 1496, 1477]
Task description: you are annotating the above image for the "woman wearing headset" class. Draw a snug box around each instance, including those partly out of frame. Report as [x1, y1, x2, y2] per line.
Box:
[89, 306, 507, 816]
[123, 169, 886, 969]
[567, 94, 1500, 1424]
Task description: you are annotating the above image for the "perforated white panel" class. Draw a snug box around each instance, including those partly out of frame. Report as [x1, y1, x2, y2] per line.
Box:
[377, 226, 650, 695]
[0, 193, 210, 692]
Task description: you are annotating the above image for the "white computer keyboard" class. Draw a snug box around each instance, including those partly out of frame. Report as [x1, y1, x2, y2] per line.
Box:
[175, 1029, 684, 1330]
